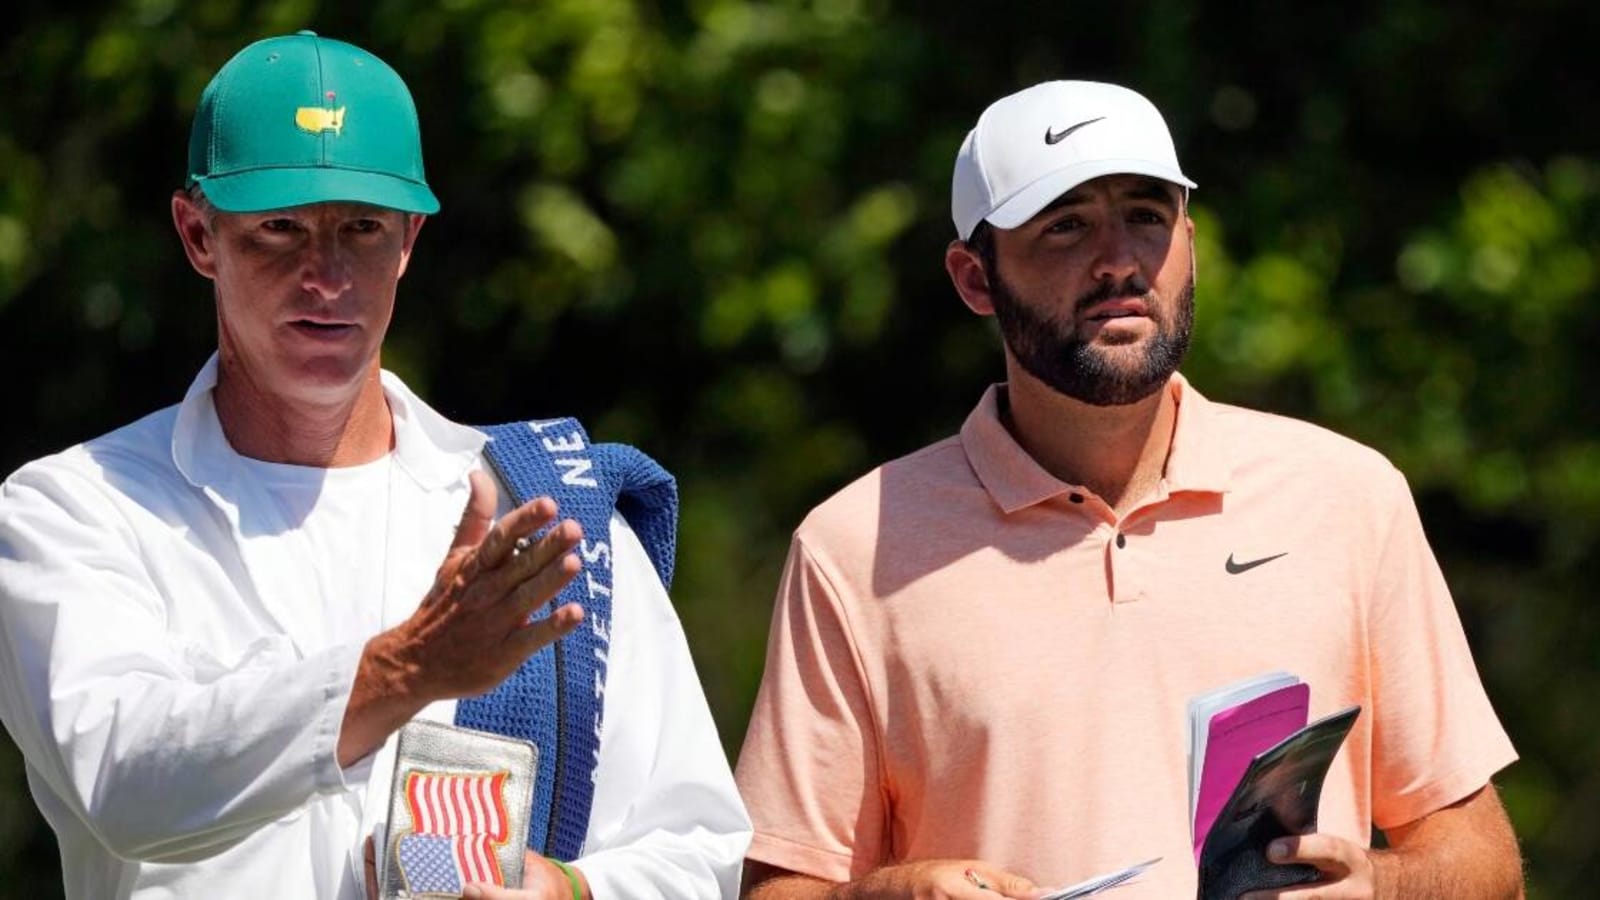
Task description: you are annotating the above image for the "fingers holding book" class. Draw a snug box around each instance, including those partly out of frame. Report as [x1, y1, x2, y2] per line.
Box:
[1234, 834, 1376, 899]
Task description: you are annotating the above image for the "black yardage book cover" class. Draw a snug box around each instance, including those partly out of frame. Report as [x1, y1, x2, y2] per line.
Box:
[1197, 705, 1360, 900]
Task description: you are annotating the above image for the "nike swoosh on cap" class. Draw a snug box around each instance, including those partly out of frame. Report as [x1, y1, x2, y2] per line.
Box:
[1044, 116, 1106, 145]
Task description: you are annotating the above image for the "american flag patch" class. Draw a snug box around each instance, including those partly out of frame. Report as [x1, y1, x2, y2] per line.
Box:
[396, 770, 510, 892]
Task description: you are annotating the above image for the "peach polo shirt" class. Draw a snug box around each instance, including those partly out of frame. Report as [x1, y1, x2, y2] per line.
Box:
[735, 375, 1515, 897]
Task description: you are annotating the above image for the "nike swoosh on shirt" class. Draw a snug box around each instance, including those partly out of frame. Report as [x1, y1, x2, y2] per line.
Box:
[1044, 116, 1106, 145]
[1224, 551, 1288, 574]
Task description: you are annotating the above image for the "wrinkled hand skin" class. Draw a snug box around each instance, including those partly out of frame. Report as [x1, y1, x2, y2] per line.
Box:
[339, 469, 586, 767]
[381, 474, 586, 700]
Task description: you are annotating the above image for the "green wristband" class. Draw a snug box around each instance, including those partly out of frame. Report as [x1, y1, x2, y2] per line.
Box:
[547, 857, 583, 900]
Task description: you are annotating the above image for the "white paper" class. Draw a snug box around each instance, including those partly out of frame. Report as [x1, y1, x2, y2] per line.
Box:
[1035, 857, 1161, 900]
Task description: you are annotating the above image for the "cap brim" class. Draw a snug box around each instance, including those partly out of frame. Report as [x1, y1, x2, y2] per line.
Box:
[195, 167, 440, 215]
[985, 159, 1196, 230]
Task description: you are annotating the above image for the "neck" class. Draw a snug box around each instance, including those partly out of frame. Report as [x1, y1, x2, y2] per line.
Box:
[213, 363, 394, 468]
[1002, 364, 1178, 516]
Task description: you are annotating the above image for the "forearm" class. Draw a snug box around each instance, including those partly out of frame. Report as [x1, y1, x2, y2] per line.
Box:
[17, 642, 363, 862]
[744, 869, 836, 900]
[1370, 832, 1523, 899]
[746, 867, 951, 900]
[1370, 786, 1524, 899]
[0, 473, 363, 860]
[747, 865, 955, 900]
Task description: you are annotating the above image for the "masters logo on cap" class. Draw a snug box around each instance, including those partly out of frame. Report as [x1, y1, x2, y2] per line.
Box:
[186, 31, 440, 214]
[295, 95, 346, 135]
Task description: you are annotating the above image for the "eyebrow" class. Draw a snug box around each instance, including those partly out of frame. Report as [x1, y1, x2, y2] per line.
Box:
[1041, 177, 1182, 214]
[1121, 178, 1182, 209]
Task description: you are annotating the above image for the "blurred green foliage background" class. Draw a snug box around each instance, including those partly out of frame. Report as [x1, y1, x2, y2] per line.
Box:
[2, 0, 1596, 896]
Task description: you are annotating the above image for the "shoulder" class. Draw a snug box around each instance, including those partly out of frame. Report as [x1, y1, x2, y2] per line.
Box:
[799, 434, 968, 532]
[1204, 398, 1407, 490]
[791, 433, 980, 579]
[3, 405, 182, 510]
[0, 407, 188, 567]
[1189, 396, 1428, 553]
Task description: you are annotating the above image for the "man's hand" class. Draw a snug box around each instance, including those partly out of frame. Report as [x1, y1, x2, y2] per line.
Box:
[378, 470, 585, 699]
[1239, 785, 1523, 900]
[1238, 833, 1375, 899]
[461, 851, 592, 899]
[339, 470, 586, 765]
[884, 860, 1042, 899]
[743, 858, 1042, 900]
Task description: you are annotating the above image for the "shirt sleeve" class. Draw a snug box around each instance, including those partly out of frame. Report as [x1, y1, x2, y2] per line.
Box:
[574, 514, 752, 899]
[1364, 465, 1518, 830]
[733, 535, 887, 882]
[0, 463, 363, 864]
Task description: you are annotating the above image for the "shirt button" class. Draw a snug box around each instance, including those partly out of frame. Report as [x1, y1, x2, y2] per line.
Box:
[1116, 533, 1127, 548]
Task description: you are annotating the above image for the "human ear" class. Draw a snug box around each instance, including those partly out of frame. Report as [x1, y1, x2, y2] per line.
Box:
[171, 191, 218, 280]
[396, 214, 427, 278]
[946, 239, 997, 316]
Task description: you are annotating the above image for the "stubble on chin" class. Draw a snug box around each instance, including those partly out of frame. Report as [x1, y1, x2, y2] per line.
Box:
[991, 278, 1194, 408]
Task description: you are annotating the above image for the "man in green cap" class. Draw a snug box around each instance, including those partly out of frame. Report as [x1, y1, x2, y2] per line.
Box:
[0, 32, 749, 900]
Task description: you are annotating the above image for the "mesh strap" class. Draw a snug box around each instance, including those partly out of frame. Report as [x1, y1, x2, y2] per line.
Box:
[456, 418, 676, 861]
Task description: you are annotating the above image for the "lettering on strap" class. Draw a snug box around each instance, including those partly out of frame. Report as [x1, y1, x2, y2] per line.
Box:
[457, 418, 676, 862]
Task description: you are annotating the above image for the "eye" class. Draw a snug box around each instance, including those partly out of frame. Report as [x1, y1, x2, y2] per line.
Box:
[1044, 215, 1086, 234]
[260, 218, 300, 234]
[1128, 208, 1168, 226]
[348, 218, 385, 235]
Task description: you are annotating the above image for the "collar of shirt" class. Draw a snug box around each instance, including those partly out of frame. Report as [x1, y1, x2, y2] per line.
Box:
[959, 372, 1233, 515]
[169, 352, 486, 493]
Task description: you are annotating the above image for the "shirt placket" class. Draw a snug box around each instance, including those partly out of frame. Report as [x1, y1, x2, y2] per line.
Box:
[1072, 482, 1171, 605]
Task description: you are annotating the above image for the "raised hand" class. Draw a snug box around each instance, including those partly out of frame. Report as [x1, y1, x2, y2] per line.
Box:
[340, 470, 586, 765]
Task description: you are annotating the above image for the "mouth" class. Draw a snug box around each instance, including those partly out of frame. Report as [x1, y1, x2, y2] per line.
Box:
[1082, 298, 1151, 322]
[287, 318, 358, 338]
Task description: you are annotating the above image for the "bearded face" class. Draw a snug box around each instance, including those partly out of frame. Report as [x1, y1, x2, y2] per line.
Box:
[984, 256, 1194, 407]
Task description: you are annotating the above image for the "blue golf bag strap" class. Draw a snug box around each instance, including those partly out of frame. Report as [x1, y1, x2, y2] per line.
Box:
[455, 418, 678, 861]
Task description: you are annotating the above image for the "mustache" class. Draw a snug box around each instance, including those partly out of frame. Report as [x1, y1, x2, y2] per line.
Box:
[1074, 276, 1154, 315]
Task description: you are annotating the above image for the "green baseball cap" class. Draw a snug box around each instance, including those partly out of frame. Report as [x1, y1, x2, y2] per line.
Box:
[187, 31, 440, 214]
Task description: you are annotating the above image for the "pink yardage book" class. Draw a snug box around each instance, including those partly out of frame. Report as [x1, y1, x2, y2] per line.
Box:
[1191, 681, 1310, 861]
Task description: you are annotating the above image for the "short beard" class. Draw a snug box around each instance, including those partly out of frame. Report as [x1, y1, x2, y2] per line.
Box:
[987, 263, 1195, 407]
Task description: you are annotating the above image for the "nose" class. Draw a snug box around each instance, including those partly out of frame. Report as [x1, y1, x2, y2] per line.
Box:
[1088, 220, 1141, 286]
[300, 231, 353, 300]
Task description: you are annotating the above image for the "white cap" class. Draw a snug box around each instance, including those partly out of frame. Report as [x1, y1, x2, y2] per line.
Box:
[951, 80, 1197, 239]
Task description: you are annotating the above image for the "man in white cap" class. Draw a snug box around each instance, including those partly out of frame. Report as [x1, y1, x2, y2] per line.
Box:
[734, 81, 1522, 898]
[0, 32, 748, 900]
